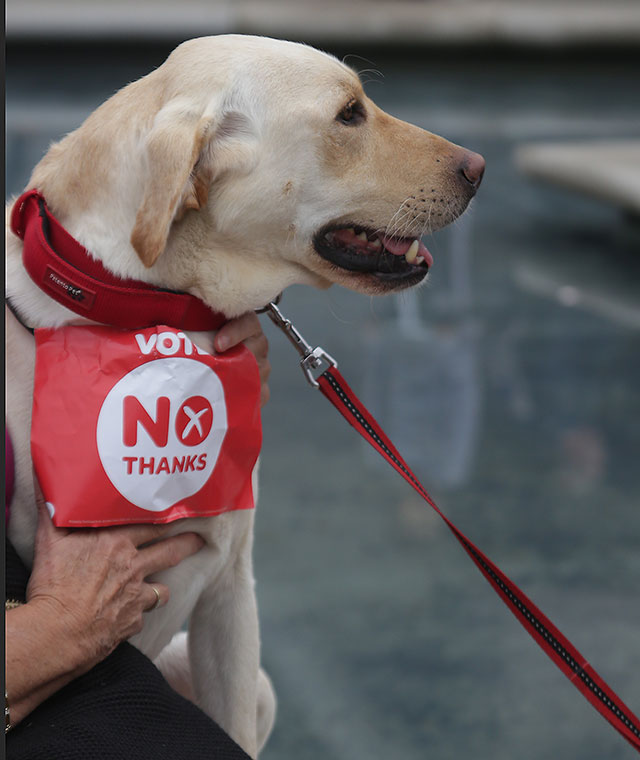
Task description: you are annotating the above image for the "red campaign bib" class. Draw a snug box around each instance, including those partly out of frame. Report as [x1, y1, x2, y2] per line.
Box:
[31, 325, 262, 527]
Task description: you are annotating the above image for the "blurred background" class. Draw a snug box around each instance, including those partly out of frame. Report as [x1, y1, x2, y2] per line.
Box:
[6, 1, 640, 757]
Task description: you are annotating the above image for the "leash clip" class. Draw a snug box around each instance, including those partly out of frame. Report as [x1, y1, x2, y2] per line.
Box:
[300, 346, 338, 388]
[259, 299, 337, 388]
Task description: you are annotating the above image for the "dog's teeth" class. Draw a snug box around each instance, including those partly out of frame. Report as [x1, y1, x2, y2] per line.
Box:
[405, 239, 420, 264]
[371, 239, 382, 249]
[357, 232, 368, 242]
[415, 255, 425, 265]
[346, 227, 355, 235]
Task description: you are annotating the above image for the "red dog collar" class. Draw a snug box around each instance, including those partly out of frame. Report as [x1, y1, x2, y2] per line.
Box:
[10, 189, 226, 331]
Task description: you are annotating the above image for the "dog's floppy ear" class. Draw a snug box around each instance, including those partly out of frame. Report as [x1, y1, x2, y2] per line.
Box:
[131, 101, 217, 268]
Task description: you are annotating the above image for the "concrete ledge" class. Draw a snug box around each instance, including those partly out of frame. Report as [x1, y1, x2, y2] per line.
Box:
[515, 140, 640, 215]
[7, 0, 640, 45]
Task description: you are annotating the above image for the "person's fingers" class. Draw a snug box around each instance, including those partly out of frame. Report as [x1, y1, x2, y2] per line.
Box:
[215, 312, 262, 353]
[260, 381, 271, 408]
[137, 531, 205, 576]
[111, 522, 171, 548]
[214, 313, 271, 406]
[244, 332, 269, 364]
[141, 582, 169, 612]
[242, 331, 270, 406]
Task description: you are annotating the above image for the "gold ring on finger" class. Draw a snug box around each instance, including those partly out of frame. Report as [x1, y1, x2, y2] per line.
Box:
[148, 584, 161, 611]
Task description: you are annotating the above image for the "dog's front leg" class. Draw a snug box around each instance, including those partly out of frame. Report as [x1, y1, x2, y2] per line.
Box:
[189, 545, 262, 758]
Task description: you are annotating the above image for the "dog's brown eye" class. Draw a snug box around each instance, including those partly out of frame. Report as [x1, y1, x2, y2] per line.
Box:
[337, 99, 365, 126]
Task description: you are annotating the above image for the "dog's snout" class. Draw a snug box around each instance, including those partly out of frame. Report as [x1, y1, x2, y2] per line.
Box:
[459, 151, 485, 191]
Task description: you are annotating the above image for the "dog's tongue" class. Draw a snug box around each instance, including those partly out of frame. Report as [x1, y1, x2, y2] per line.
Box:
[380, 234, 433, 266]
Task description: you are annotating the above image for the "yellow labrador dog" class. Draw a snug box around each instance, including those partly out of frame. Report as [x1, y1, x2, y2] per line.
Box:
[6, 35, 483, 756]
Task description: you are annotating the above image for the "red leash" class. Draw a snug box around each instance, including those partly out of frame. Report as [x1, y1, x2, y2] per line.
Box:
[264, 301, 640, 752]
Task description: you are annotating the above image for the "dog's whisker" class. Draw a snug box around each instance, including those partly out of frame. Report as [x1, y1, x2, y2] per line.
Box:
[389, 206, 417, 239]
[385, 197, 415, 238]
[341, 53, 384, 79]
[356, 67, 384, 79]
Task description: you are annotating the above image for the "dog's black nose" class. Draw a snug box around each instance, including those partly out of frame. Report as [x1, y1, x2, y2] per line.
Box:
[459, 151, 485, 190]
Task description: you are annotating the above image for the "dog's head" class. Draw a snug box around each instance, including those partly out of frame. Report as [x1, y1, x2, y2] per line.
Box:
[29, 36, 484, 316]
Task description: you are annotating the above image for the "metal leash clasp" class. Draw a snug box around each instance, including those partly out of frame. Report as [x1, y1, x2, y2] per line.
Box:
[257, 298, 337, 388]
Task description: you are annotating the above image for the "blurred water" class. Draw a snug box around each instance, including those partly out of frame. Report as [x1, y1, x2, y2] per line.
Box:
[6, 45, 640, 760]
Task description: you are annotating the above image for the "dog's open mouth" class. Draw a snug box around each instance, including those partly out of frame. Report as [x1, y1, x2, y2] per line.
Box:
[313, 225, 433, 284]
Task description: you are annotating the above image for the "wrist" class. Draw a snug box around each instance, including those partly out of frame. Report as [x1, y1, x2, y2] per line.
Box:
[22, 596, 97, 676]
[6, 602, 89, 727]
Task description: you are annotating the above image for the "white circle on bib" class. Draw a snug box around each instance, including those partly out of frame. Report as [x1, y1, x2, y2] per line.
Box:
[96, 357, 227, 511]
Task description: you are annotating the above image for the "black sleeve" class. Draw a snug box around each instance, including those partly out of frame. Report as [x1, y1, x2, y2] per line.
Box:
[6, 539, 250, 760]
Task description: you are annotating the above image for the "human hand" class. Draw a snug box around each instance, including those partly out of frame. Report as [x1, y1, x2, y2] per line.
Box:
[26, 483, 205, 672]
[214, 312, 271, 407]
